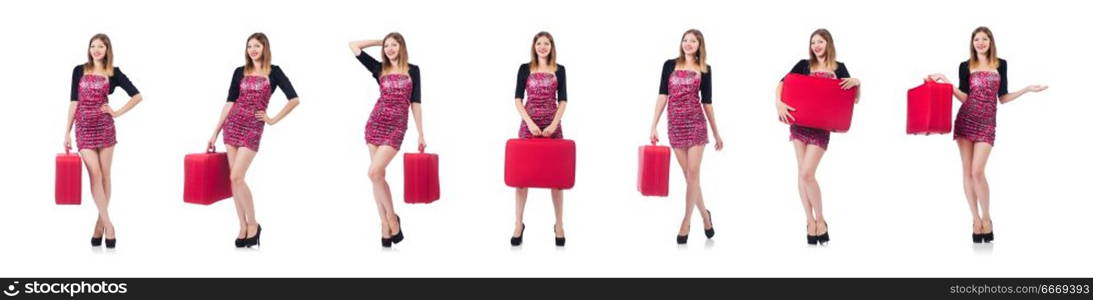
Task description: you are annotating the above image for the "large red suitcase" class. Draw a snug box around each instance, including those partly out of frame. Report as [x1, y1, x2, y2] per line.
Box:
[55, 149, 82, 205]
[907, 80, 954, 135]
[184, 146, 232, 205]
[637, 144, 670, 197]
[404, 146, 440, 204]
[780, 73, 858, 132]
[504, 138, 576, 189]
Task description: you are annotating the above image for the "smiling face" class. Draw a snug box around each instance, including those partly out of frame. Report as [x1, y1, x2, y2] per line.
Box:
[88, 39, 107, 62]
[810, 34, 828, 58]
[247, 38, 263, 62]
[383, 37, 401, 61]
[681, 33, 699, 57]
[534, 36, 552, 59]
[972, 32, 991, 55]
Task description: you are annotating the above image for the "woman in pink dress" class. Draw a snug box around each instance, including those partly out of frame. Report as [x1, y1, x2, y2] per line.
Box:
[64, 34, 143, 249]
[207, 33, 301, 248]
[649, 29, 724, 244]
[775, 29, 861, 245]
[928, 27, 1047, 243]
[349, 32, 426, 248]
[510, 32, 569, 247]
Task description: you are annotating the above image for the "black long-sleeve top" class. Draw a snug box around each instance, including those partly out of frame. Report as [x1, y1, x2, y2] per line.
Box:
[515, 63, 567, 101]
[783, 59, 850, 80]
[959, 59, 1008, 96]
[356, 52, 421, 103]
[658, 59, 712, 104]
[70, 65, 140, 101]
[226, 65, 298, 102]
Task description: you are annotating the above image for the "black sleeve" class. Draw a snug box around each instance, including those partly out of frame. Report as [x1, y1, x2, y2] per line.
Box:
[835, 62, 850, 79]
[270, 66, 298, 100]
[514, 64, 529, 99]
[781, 59, 810, 81]
[70, 65, 82, 101]
[109, 67, 140, 96]
[356, 51, 382, 79]
[997, 59, 1009, 96]
[700, 66, 712, 104]
[227, 67, 243, 102]
[409, 65, 421, 103]
[555, 65, 567, 102]
[958, 61, 970, 94]
[658, 59, 674, 95]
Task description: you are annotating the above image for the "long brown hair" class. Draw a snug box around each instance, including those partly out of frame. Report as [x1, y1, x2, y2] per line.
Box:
[381, 32, 410, 75]
[83, 33, 114, 76]
[968, 26, 999, 69]
[528, 31, 557, 72]
[243, 32, 272, 75]
[808, 28, 837, 71]
[674, 29, 708, 73]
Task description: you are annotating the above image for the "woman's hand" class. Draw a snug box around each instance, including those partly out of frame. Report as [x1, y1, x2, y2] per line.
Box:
[101, 104, 118, 118]
[417, 135, 427, 152]
[526, 121, 543, 136]
[64, 135, 72, 151]
[839, 78, 861, 90]
[777, 101, 796, 124]
[542, 123, 558, 137]
[928, 73, 950, 84]
[649, 128, 659, 145]
[1025, 85, 1049, 93]
[713, 134, 724, 151]
[256, 110, 276, 125]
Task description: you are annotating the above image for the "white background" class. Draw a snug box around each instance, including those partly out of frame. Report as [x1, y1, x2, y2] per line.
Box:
[0, 0, 1089, 277]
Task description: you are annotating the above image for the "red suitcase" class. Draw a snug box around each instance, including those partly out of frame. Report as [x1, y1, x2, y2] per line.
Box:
[404, 146, 440, 204]
[504, 138, 576, 189]
[907, 80, 954, 135]
[780, 73, 858, 132]
[184, 146, 232, 205]
[55, 149, 82, 205]
[637, 144, 670, 197]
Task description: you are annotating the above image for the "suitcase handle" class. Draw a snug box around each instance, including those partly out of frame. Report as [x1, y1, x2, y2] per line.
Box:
[418, 144, 426, 153]
[207, 145, 217, 153]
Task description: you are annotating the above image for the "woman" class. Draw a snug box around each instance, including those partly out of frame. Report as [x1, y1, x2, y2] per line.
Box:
[207, 32, 301, 248]
[928, 26, 1047, 243]
[775, 29, 861, 245]
[348, 32, 426, 248]
[510, 31, 568, 247]
[64, 33, 143, 249]
[649, 29, 724, 245]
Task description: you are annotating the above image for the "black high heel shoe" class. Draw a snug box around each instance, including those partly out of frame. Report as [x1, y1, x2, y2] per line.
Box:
[381, 237, 393, 248]
[91, 236, 103, 247]
[391, 215, 404, 244]
[704, 210, 715, 239]
[807, 223, 818, 245]
[104, 238, 116, 249]
[981, 220, 994, 243]
[244, 224, 262, 248]
[554, 224, 566, 247]
[510, 223, 526, 246]
[816, 221, 830, 244]
[676, 234, 689, 244]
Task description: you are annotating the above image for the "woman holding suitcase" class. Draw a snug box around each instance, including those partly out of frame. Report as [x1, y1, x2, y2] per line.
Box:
[349, 32, 426, 248]
[64, 33, 143, 248]
[510, 31, 568, 247]
[649, 29, 724, 244]
[927, 26, 1047, 243]
[206, 32, 301, 248]
[774, 29, 860, 245]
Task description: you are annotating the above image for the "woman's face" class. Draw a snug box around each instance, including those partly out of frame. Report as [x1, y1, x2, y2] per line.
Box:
[810, 35, 827, 58]
[247, 39, 263, 61]
[88, 39, 107, 61]
[534, 36, 552, 59]
[973, 32, 991, 55]
[681, 33, 699, 56]
[383, 38, 400, 61]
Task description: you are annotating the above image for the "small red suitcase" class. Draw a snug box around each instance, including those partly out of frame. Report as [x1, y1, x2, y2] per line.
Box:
[504, 138, 576, 189]
[404, 145, 440, 204]
[907, 80, 954, 135]
[55, 149, 82, 205]
[184, 146, 232, 205]
[780, 73, 858, 132]
[637, 144, 670, 197]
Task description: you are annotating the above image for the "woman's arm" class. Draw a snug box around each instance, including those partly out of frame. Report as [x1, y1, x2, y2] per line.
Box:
[410, 103, 425, 150]
[543, 101, 566, 136]
[649, 94, 668, 143]
[349, 40, 383, 56]
[104, 94, 142, 118]
[207, 102, 233, 149]
[1000, 85, 1048, 104]
[703, 104, 723, 150]
[64, 101, 77, 150]
[514, 98, 540, 136]
[260, 98, 300, 125]
[775, 82, 795, 123]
